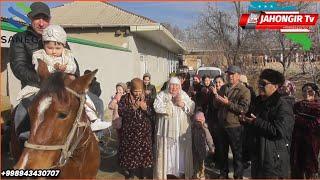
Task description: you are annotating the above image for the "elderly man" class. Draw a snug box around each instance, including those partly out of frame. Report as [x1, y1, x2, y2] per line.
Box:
[153, 77, 195, 179]
[240, 69, 294, 178]
[9, 2, 79, 145]
[211, 65, 251, 179]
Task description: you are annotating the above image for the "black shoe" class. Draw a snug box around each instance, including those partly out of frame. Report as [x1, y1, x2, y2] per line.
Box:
[234, 176, 243, 179]
[218, 175, 228, 179]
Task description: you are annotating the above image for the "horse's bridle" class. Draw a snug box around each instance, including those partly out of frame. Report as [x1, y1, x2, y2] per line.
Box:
[24, 87, 91, 168]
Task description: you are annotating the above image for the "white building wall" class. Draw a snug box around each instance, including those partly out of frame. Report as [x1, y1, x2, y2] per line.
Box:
[68, 43, 135, 106]
[128, 35, 178, 87]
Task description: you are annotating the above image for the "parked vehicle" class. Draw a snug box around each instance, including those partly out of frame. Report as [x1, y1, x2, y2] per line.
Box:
[196, 66, 222, 78]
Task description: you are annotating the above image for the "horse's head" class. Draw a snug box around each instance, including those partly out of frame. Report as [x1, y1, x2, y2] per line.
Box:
[15, 60, 98, 169]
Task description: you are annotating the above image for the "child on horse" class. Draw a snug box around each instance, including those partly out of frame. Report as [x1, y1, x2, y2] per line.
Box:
[19, 24, 110, 133]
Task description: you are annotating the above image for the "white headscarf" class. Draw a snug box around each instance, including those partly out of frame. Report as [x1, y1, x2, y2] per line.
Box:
[169, 77, 180, 85]
[42, 25, 67, 44]
[167, 77, 182, 97]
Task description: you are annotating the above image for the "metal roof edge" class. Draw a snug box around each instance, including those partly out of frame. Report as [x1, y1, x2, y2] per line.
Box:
[1, 22, 131, 52]
[130, 24, 186, 53]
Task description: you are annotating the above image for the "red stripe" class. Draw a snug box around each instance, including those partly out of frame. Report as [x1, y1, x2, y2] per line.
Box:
[239, 14, 250, 27]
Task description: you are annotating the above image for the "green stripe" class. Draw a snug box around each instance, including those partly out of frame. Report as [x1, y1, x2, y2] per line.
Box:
[1, 22, 26, 32]
[67, 37, 131, 52]
[1, 22, 131, 52]
[284, 33, 312, 51]
[16, 2, 31, 14]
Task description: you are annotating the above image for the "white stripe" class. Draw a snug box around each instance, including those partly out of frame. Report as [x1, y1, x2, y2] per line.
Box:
[34, 96, 52, 134]
[18, 152, 29, 169]
[264, 11, 300, 14]
[280, 29, 310, 32]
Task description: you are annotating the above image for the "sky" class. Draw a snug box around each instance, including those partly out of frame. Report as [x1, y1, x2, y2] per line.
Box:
[0, 1, 234, 29]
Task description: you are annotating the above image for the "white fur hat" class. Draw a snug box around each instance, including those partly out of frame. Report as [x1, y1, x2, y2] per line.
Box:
[42, 25, 67, 44]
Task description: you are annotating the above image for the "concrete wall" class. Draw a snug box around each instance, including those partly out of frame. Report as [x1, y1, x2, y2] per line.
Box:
[65, 27, 128, 48]
[128, 34, 179, 87]
[68, 42, 134, 106]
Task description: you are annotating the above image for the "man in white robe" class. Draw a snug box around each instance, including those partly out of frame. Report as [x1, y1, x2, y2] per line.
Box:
[153, 77, 195, 179]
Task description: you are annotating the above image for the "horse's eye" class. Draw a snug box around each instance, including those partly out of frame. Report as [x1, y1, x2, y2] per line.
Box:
[57, 112, 68, 119]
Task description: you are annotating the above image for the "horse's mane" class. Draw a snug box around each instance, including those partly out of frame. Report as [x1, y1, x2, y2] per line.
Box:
[38, 72, 67, 100]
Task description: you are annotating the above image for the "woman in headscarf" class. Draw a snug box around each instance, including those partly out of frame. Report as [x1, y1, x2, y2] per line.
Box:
[118, 78, 153, 179]
[291, 83, 320, 179]
[108, 83, 127, 140]
[153, 77, 195, 179]
[278, 80, 296, 97]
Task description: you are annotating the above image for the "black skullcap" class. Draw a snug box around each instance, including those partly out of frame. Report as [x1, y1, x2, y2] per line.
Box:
[259, 69, 285, 85]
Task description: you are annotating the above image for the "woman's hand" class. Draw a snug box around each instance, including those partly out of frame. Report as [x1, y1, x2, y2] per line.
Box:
[138, 101, 148, 111]
[114, 93, 122, 102]
[173, 95, 185, 108]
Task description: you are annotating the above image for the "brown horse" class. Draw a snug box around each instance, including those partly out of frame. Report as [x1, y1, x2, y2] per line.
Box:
[14, 61, 100, 178]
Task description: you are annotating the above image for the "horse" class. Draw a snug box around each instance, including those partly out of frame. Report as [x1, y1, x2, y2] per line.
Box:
[13, 60, 100, 178]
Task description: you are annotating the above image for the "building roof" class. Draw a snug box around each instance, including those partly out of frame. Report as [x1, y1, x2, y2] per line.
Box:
[50, 2, 185, 53]
[51, 2, 157, 28]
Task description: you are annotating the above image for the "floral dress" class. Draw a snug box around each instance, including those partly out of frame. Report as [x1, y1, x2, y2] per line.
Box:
[291, 99, 320, 177]
[118, 93, 153, 169]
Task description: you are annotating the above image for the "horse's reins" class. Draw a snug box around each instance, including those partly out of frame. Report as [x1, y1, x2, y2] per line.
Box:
[24, 87, 91, 168]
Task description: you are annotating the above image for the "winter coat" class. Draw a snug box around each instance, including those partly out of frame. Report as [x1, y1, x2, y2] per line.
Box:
[192, 122, 215, 161]
[216, 83, 251, 128]
[144, 83, 157, 102]
[251, 91, 294, 178]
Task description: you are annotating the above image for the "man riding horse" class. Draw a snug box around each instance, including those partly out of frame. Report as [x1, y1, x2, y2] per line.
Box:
[9, 2, 80, 152]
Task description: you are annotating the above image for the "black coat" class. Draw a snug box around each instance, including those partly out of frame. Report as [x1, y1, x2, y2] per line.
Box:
[144, 83, 157, 102]
[9, 26, 80, 88]
[251, 91, 294, 178]
[89, 79, 102, 97]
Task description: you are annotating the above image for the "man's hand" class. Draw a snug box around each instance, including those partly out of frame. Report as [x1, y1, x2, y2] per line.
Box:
[240, 112, 256, 124]
[216, 95, 229, 105]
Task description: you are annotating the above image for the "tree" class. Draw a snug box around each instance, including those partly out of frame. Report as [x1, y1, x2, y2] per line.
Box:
[196, 2, 265, 68]
[162, 22, 186, 41]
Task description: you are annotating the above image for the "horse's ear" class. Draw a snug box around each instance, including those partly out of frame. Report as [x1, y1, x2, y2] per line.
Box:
[37, 59, 50, 83]
[70, 69, 98, 94]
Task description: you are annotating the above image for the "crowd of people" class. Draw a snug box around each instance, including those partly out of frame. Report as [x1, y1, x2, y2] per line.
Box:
[5, 2, 320, 179]
[110, 66, 320, 179]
